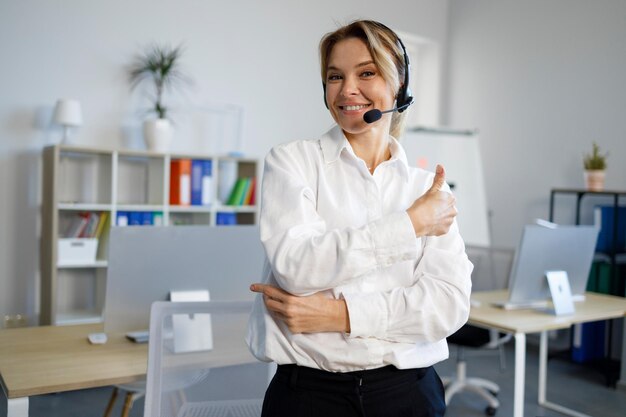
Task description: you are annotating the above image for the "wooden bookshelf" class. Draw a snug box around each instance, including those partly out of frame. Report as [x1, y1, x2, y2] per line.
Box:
[40, 144, 258, 325]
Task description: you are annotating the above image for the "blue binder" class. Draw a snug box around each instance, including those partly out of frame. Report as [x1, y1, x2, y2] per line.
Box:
[141, 212, 153, 226]
[129, 212, 142, 226]
[571, 321, 606, 363]
[191, 160, 213, 206]
[594, 205, 626, 253]
[191, 160, 204, 206]
[216, 212, 237, 225]
[116, 211, 129, 226]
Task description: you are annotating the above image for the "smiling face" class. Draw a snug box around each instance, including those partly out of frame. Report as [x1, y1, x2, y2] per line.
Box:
[324, 37, 395, 139]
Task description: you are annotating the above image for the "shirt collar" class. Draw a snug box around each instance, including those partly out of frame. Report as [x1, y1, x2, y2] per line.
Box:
[320, 124, 410, 181]
[320, 125, 349, 164]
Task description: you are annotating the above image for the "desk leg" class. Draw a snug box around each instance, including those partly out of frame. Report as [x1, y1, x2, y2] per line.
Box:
[619, 318, 626, 392]
[513, 332, 526, 417]
[538, 330, 593, 417]
[538, 330, 548, 404]
[2, 397, 29, 417]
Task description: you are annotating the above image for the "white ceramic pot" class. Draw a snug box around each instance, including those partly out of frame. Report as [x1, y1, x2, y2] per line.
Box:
[584, 169, 605, 192]
[143, 118, 172, 152]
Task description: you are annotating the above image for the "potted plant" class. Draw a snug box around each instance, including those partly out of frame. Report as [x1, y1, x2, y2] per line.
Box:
[583, 142, 608, 191]
[128, 44, 186, 151]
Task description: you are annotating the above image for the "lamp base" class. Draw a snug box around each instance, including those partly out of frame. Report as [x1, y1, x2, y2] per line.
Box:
[61, 126, 71, 144]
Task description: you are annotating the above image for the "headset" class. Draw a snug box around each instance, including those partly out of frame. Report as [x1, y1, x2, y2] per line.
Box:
[322, 22, 414, 123]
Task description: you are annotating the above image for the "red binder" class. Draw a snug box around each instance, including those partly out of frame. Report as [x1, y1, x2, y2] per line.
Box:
[170, 159, 192, 205]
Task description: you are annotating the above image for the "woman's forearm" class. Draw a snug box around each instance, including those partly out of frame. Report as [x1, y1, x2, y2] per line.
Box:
[251, 283, 350, 334]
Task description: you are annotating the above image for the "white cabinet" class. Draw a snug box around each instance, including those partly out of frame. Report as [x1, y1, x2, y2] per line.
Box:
[40, 145, 258, 325]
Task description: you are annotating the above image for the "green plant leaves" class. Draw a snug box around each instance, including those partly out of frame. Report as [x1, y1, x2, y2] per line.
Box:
[128, 43, 187, 119]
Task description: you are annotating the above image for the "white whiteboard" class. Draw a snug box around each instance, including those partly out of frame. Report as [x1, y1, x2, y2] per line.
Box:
[401, 128, 490, 247]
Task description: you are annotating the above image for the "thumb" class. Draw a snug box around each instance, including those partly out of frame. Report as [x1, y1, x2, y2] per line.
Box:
[429, 164, 446, 191]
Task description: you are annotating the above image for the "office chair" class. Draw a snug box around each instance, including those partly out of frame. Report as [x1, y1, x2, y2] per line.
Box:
[443, 327, 511, 416]
[143, 300, 268, 417]
[442, 246, 514, 416]
[103, 382, 145, 417]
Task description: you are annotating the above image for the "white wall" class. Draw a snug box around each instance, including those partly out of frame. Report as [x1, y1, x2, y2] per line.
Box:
[446, 0, 626, 248]
[0, 0, 450, 322]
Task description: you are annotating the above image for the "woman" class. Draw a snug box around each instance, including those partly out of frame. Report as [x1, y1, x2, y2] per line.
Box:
[247, 20, 472, 417]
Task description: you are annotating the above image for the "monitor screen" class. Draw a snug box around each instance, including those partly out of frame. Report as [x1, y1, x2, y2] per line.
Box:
[507, 224, 599, 305]
[104, 225, 265, 334]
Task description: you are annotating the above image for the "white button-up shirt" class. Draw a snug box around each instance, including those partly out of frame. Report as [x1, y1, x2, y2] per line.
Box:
[247, 125, 473, 372]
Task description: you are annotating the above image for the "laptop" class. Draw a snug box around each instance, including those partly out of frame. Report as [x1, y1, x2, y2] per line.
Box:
[493, 224, 599, 310]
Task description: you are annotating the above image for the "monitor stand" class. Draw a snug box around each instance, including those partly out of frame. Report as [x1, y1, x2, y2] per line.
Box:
[545, 270, 575, 316]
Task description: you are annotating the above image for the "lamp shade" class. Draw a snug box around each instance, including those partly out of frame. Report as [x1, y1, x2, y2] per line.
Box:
[53, 99, 83, 127]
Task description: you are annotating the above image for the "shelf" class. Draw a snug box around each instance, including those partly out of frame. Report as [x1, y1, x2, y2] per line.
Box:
[58, 144, 116, 154]
[116, 154, 165, 206]
[116, 204, 166, 212]
[551, 188, 626, 196]
[58, 203, 113, 211]
[57, 148, 113, 205]
[550, 188, 626, 226]
[57, 260, 108, 269]
[215, 205, 258, 213]
[169, 205, 215, 213]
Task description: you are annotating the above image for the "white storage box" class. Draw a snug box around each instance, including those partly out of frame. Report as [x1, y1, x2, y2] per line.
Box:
[58, 238, 98, 265]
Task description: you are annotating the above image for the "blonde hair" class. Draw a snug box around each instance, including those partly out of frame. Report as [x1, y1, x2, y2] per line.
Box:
[319, 20, 409, 138]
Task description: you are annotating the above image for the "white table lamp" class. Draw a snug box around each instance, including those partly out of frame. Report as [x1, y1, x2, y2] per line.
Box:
[53, 99, 83, 143]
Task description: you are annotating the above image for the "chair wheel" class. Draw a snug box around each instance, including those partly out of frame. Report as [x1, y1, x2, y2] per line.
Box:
[485, 406, 497, 416]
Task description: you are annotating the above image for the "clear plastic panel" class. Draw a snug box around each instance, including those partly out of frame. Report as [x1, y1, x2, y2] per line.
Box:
[144, 301, 266, 417]
[465, 245, 515, 291]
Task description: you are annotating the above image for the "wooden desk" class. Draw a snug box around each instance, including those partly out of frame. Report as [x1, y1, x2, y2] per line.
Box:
[0, 324, 147, 417]
[2, 293, 625, 417]
[470, 290, 626, 417]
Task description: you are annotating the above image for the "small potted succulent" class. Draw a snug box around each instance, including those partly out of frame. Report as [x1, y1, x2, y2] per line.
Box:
[583, 142, 608, 191]
[128, 43, 186, 151]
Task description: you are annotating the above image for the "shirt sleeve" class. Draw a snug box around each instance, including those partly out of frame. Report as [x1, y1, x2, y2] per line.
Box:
[343, 219, 473, 343]
[260, 144, 419, 296]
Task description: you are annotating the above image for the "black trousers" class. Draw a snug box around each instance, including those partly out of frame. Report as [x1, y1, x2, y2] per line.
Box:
[261, 364, 446, 417]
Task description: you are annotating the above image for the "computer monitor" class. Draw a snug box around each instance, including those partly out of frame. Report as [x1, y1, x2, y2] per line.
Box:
[499, 224, 599, 309]
[103, 225, 265, 334]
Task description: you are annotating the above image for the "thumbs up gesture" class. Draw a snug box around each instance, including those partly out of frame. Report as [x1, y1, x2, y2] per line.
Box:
[406, 164, 457, 237]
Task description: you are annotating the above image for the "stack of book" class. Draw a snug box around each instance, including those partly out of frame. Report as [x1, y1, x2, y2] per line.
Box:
[116, 211, 163, 226]
[170, 159, 213, 206]
[64, 212, 109, 238]
[216, 212, 237, 225]
[225, 177, 256, 206]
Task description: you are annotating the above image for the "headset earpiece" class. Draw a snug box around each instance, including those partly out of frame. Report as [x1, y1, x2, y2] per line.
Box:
[395, 37, 413, 113]
[322, 82, 329, 109]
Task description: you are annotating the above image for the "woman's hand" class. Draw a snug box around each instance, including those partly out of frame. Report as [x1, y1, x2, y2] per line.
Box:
[406, 164, 457, 237]
[250, 284, 350, 334]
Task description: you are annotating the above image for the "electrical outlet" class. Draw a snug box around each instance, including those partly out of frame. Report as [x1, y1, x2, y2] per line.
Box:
[3, 314, 28, 328]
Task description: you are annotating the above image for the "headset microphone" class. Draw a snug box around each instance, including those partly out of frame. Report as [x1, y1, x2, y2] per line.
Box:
[363, 101, 413, 124]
